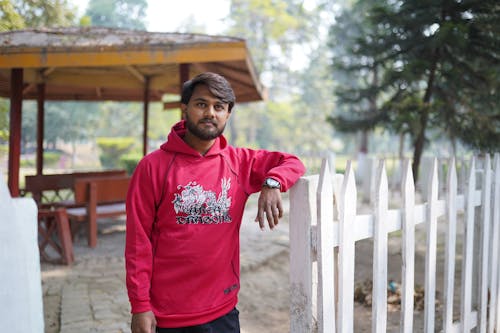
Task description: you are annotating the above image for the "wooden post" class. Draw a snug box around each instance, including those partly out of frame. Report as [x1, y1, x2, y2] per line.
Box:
[180, 63, 190, 89]
[36, 83, 45, 175]
[401, 159, 415, 333]
[290, 176, 317, 333]
[317, 159, 335, 333]
[142, 77, 150, 156]
[478, 155, 492, 332]
[8, 68, 23, 197]
[338, 161, 356, 333]
[461, 157, 476, 331]
[492, 154, 500, 332]
[179, 63, 190, 118]
[443, 158, 457, 332]
[424, 158, 439, 333]
[372, 160, 388, 333]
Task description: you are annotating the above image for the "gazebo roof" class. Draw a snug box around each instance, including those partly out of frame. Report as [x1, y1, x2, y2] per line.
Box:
[0, 27, 265, 103]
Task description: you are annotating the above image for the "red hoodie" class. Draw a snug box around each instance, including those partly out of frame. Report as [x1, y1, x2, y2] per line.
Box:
[125, 121, 305, 328]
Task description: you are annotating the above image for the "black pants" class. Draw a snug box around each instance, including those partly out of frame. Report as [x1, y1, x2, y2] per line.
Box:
[156, 308, 240, 333]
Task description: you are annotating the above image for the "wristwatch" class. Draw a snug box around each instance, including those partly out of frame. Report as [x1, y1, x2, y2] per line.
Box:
[263, 177, 281, 189]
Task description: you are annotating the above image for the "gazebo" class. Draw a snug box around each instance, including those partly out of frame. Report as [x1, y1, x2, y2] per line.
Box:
[0, 27, 265, 196]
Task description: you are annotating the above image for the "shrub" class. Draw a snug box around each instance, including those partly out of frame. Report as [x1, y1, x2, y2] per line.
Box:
[44, 151, 62, 167]
[119, 153, 142, 175]
[20, 151, 62, 168]
[96, 137, 135, 169]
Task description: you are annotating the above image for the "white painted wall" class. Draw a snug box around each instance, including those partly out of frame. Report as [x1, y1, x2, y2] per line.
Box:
[0, 174, 44, 332]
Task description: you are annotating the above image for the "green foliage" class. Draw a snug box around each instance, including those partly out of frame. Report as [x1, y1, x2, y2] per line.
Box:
[20, 150, 61, 167]
[0, 144, 8, 160]
[79, 15, 91, 27]
[148, 103, 179, 143]
[223, 0, 337, 158]
[1, 0, 77, 29]
[0, 99, 8, 142]
[327, 0, 500, 179]
[227, 0, 326, 90]
[0, 0, 25, 30]
[20, 101, 100, 152]
[96, 137, 135, 169]
[43, 150, 62, 167]
[85, 0, 147, 30]
[95, 101, 142, 138]
[119, 152, 141, 175]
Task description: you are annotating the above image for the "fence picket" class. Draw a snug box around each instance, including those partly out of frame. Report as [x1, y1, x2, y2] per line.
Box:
[478, 155, 492, 332]
[424, 158, 439, 332]
[289, 154, 499, 333]
[400, 159, 415, 333]
[443, 158, 458, 332]
[492, 154, 500, 332]
[372, 160, 388, 333]
[289, 176, 317, 333]
[317, 159, 335, 333]
[338, 161, 357, 333]
[489, 157, 499, 332]
[461, 157, 476, 331]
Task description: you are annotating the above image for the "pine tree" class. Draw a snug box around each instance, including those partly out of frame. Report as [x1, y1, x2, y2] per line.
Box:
[328, 0, 500, 180]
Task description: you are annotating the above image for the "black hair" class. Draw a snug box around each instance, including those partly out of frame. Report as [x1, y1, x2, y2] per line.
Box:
[181, 72, 236, 112]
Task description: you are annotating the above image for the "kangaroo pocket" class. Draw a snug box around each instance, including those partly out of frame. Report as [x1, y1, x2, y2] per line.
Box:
[150, 229, 239, 315]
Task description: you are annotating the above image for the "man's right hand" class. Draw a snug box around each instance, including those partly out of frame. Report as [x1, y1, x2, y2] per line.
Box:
[131, 311, 156, 333]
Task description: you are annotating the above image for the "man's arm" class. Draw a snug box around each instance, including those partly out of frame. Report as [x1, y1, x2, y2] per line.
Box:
[125, 159, 157, 318]
[236, 148, 305, 229]
[237, 148, 306, 194]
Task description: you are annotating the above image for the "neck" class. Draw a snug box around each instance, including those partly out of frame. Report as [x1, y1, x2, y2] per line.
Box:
[183, 131, 216, 155]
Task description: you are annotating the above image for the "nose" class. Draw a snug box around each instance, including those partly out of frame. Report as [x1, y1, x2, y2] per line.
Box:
[204, 105, 216, 117]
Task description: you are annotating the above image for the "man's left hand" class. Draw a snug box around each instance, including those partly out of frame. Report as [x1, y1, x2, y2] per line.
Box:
[255, 187, 283, 230]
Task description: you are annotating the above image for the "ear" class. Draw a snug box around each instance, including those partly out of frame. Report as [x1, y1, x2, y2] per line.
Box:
[180, 104, 187, 119]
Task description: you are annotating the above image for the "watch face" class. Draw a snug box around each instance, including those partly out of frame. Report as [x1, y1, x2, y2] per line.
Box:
[265, 178, 280, 188]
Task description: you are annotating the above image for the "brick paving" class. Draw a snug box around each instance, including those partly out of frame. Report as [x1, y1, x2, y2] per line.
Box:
[41, 200, 290, 333]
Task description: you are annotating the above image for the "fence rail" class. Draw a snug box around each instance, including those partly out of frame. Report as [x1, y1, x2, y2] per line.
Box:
[289, 153, 500, 332]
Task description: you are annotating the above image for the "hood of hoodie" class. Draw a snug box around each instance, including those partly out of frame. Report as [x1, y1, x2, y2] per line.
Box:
[160, 120, 228, 157]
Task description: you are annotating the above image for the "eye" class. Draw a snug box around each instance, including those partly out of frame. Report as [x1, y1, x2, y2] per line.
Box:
[196, 102, 207, 108]
[214, 104, 225, 111]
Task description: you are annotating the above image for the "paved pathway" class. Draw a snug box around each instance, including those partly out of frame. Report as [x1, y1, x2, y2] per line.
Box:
[41, 198, 290, 333]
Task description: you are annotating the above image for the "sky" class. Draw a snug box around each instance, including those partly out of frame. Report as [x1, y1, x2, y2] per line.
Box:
[72, 0, 231, 34]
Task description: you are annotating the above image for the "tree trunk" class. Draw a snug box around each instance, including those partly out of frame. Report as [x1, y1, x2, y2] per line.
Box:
[360, 130, 368, 153]
[412, 120, 426, 182]
[411, 52, 438, 182]
[399, 133, 405, 159]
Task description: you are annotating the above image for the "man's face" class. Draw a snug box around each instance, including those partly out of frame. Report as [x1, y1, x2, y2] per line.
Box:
[181, 84, 231, 141]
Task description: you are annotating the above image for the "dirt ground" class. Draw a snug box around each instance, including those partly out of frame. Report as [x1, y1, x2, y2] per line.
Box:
[239, 249, 291, 333]
[239, 220, 454, 333]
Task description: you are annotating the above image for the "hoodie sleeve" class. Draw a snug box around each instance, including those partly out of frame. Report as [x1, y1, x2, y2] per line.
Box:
[236, 148, 306, 194]
[125, 158, 157, 313]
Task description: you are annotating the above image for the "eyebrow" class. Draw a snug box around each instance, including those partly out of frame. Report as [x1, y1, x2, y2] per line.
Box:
[192, 97, 226, 104]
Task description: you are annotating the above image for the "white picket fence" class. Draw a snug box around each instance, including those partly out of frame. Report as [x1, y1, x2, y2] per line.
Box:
[289, 153, 500, 332]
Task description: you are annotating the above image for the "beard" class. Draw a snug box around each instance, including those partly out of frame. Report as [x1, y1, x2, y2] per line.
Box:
[185, 114, 226, 141]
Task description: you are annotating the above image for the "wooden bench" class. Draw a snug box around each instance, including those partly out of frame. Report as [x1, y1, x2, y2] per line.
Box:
[24, 169, 128, 207]
[66, 176, 130, 248]
[38, 208, 74, 265]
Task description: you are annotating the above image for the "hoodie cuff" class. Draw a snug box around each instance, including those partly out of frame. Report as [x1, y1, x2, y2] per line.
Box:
[130, 299, 152, 314]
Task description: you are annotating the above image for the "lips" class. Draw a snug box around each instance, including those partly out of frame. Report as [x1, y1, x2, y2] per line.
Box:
[199, 120, 217, 126]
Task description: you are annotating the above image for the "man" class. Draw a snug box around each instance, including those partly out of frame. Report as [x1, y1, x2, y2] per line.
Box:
[126, 72, 305, 333]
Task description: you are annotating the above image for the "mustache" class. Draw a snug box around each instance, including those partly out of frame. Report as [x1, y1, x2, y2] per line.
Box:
[199, 119, 217, 125]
